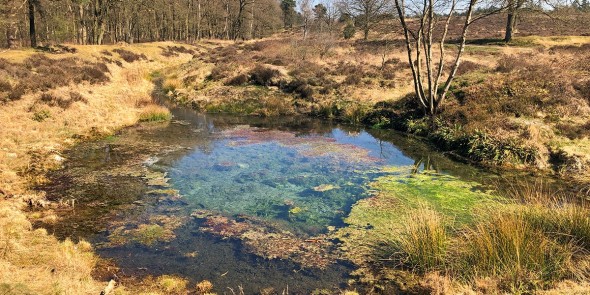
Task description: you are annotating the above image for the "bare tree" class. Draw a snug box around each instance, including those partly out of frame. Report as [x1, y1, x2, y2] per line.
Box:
[341, 0, 388, 40]
[299, 0, 313, 39]
[393, 0, 504, 115]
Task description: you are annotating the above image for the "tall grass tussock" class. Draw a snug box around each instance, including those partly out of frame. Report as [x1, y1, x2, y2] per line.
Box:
[139, 105, 172, 122]
[377, 183, 590, 293]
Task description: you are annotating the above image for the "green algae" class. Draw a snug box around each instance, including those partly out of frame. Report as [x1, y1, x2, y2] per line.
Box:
[333, 166, 498, 267]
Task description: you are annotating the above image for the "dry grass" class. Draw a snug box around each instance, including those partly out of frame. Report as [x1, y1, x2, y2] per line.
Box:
[0, 42, 193, 294]
[0, 201, 100, 294]
[139, 105, 172, 122]
[395, 206, 449, 272]
[348, 181, 590, 294]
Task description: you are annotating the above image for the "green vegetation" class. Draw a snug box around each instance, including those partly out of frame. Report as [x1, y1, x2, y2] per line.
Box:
[335, 171, 590, 293]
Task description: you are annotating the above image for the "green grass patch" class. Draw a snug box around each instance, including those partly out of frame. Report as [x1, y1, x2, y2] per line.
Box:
[139, 105, 172, 122]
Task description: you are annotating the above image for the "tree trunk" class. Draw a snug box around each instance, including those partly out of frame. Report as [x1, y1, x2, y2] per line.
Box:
[28, 0, 37, 47]
[504, 12, 515, 42]
[6, 25, 18, 49]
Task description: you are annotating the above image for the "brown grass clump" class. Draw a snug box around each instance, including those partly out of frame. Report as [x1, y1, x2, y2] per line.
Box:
[138, 105, 172, 122]
[394, 207, 449, 273]
[196, 280, 214, 294]
[0, 202, 101, 294]
[459, 210, 578, 290]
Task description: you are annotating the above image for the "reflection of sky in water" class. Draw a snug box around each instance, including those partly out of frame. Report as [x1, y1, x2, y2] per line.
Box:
[330, 129, 416, 166]
[166, 126, 417, 235]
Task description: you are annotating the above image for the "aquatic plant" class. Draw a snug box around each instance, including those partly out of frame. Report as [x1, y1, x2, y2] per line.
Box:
[105, 215, 185, 247]
[194, 210, 337, 269]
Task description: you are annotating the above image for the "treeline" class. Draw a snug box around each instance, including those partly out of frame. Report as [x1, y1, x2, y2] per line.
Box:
[0, 0, 289, 47]
[2, 0, 590, 49]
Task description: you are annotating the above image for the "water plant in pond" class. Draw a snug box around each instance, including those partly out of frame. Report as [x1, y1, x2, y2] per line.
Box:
[105, 215, 186, 247]
[193, 210, 337, 269]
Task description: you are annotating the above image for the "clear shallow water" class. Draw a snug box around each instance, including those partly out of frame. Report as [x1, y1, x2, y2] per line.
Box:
[38, 110, 510, 294]
[165, 126, 418, 235]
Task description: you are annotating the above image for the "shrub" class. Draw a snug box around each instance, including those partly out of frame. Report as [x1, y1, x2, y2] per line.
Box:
[343, 23, 356, 39]
[0, 79, 11, 92]
[456, 60, 483, 75]
[249, 65, 281, 86]
[225, 74, 248, 86]
[208, 64, 235, 81]
[32, 110, 51, 122]
[495, 54, 531, 73]
[69, 91, 87, 104]
[343, 73, 362, 85]
[7, 85, 25, 101]
[113, 49, 147, 63]
[161, 46, 196, 57]
[79, 66, 109, 84]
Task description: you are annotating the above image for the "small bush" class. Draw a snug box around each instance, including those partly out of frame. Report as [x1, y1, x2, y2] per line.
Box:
[495, 54, 531, 73]
[69, 91, 87, 104]
[161, 46, 196, 57]
[249, 65, 281, 86]
[343, 23, 356, 39]
[32, 110, 51, 122]
[343, 73, 362, 85]
[113, 49, 147, 63]
[0, 79, 11, 92]
[208, 64, 235, 81]
[79, 66, 109, 84]
[7, 85, 25, 101]
[225, 74, 248, 86]
[456, 60, 484, 75]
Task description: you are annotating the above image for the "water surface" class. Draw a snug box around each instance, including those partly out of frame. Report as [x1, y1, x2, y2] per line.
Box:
[38, 110, 512, 293]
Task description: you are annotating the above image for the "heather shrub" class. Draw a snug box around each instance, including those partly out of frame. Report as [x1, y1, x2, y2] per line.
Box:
[113, 49, 147, 63]
[225, 74, 248, 86]
[249, 65, 281, 86]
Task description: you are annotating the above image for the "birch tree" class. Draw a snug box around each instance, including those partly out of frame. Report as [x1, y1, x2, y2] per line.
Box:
[393, 0, 504, 115]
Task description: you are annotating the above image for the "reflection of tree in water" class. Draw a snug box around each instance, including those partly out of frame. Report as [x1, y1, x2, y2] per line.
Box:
[412, 156, 439, 174]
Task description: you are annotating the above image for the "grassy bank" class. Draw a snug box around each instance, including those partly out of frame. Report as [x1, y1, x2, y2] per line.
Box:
[333, 169, 590, 293]
[0, 42, 195, 294]
[161, 35, 590, 184]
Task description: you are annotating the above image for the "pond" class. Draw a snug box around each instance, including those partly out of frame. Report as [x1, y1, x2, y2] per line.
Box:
[36, 107, 518, 294]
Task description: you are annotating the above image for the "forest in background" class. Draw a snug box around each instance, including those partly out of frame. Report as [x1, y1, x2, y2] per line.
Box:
[2, 0, 589, 49]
